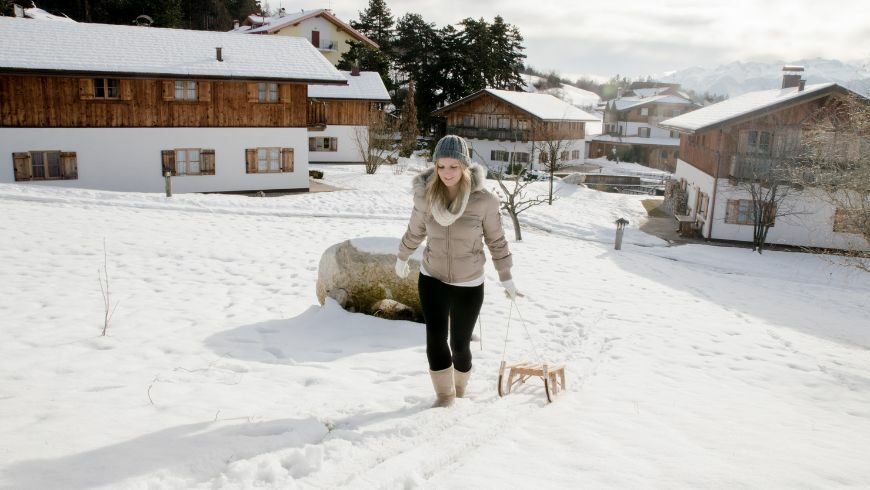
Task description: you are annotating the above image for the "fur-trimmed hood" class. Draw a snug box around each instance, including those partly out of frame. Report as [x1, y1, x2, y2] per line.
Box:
[411, 163, 488, 195]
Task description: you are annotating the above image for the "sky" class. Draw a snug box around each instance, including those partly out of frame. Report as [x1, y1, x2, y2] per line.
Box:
[278, 0, 870, 81]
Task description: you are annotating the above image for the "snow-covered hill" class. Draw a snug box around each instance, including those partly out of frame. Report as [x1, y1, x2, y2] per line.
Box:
[522, 74, 601, 110]
[659, 58, 870, 97]
[1, 164, 869, 488]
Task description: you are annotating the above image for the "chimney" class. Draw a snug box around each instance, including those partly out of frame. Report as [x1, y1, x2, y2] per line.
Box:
[233, 19, 239, 30]
[616, 87, 623, 99]
[216, 47, 223, 62]
[351, 61, 360, 76]
[781, 65, 804, 90]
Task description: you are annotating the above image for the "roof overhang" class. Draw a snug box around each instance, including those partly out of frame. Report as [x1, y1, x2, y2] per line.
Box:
[0, 67, 348, 85]
[660, 85, 855, 135]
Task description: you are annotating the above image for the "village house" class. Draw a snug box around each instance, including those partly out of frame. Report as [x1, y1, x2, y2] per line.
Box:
[0, 17, 347, 194]
[433, 89, 598, 171]
[306, 68, 391, 164]
[589, 85, 698, 172]
[232, 8, 378, 67]
[659, 67, 868, 251]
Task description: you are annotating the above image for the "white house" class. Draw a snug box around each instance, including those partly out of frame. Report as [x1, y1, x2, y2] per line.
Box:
[307, 70, 391, 164]
[0, 17, 346, 194]
[433, 89, 598, 171]
[660, 67, 868, 251]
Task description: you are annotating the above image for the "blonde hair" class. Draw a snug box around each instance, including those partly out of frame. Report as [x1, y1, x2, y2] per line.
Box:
[426, 161, 472, 214]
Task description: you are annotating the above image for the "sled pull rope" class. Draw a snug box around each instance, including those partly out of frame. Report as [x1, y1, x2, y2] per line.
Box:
[500, 299, 542, 364]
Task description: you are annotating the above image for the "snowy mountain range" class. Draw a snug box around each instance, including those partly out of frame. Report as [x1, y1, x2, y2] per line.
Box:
[657, 58, 870, 98]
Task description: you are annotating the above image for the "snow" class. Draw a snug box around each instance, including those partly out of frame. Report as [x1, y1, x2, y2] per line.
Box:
[1, 159, 869, 489]
[591, 134, 680, 146]
[660, 83, 839, 133]
[0, 17, 346, 83]
[522, 74, 601, 109]
[20, 6, 76, 22]
[308, 71, 391, 101]
[485, 89, 599, 122]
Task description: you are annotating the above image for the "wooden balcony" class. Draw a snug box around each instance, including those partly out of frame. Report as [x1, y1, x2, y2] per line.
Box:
[308, 100, 327, 130]
[448, 126, 531, 142]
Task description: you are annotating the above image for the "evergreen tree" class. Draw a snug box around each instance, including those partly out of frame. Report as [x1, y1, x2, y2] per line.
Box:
[339, 0, 396, 97]
[350, 0, 395, 53]
[395, 13, 439, 130]
[399, 80, 419, 157]
[489, 16, 525, 90]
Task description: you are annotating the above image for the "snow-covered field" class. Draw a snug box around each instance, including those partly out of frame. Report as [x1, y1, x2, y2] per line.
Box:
[1, 162, 869, 489]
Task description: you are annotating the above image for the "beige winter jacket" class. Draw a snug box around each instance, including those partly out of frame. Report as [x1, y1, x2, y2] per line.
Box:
[398, 164, 513, 284]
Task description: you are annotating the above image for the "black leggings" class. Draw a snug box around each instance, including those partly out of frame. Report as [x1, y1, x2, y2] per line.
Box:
[418, 273, 484, 373]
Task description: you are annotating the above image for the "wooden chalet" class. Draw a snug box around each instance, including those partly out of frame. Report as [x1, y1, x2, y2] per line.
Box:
[433, 89, 598, 171]
[233, 8, 378, 67]
[0, 17, 346, 193]
[660, 66, 868, 251]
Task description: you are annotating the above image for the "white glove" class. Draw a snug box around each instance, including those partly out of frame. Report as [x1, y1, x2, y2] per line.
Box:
[502, 279, 519, 300]
[395, 258, 410, 279]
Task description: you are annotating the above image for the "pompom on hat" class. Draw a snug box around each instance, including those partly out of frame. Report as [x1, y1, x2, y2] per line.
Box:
[432, 134, 472, 167]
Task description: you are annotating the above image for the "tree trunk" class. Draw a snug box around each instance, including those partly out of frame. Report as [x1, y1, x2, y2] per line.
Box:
[548, 172, 554, 205]
[510, 210, 522, 241]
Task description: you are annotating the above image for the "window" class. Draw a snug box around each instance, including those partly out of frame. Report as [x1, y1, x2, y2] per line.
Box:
[245, 147, 294, 173]
[560, 151, 569, 161]
[462, 115, 476, 127]
[12, 151, 77, 181]
[745, 130, 772, 154]
[833, 208, 862, 234]
[670, 130, 679, 138]
[174, 80, 197, 101]
[517, 120, 529, 130]
[639, 127, 651, 138]
[513, 152, 530, 164]
[725, 199, 776, 226]
[258, 82, 279, 102]
[490, 150, 510, 162]
[697, 192, 710, 219]
[539, 151, 548, 163]
[93, 78, 119, 99]
[497, 118, 510, 129]
[161, 148, 215, 176]
[640, 107, 649, 116]
[660, 149, 669, 159]
[309, 137, 338, 152]
[571, 150, 580, 160]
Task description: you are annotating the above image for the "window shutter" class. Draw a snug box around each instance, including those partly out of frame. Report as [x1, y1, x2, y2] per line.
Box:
[738, 131, 748, 153]
[198, 81, 211, 102]
[309, 138, 316, 151]
[725, 199, 738, 224]
[79, 79, 95, 100]
[161, 150, 176, 176]
[280, 84, 293, 103]
[247, 83, 258, 103]
[119, 80, 133, 101]
[59, 152, 78, 179]
[162, 80, 175, 101]
[12, 152, 32, 181]
[281, 148, 294, 173]
[245, 148, 257, 173]
[330, 137, 338, 151]
[201, 149, 215, 175]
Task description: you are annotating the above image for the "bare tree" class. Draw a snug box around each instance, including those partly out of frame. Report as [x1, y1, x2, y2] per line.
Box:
[493, 168, 549, 241]
[398, 80, 419, 158]
[353, 103, 397, 174]
[532, 120, 578, 205]
[791, 93, 870, 269]
[98, 238, 120, 336]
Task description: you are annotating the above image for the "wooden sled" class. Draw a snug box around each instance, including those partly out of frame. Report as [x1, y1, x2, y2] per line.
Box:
[497, 360, 566, 403]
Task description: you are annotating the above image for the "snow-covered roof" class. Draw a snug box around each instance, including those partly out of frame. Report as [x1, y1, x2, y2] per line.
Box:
[233, 9, 377, 48]
[660, 83, 843, 133]
[308, 71, 390, 101]
[591, 135, 680, 146]
[610, 94, 694, 111]
[0, 16, 346, 83]
[481, 89, 599, 121]
[17, 6, 76, 22]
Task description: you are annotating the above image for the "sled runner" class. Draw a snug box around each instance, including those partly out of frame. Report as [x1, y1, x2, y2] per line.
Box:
[496, 299, 567, 403]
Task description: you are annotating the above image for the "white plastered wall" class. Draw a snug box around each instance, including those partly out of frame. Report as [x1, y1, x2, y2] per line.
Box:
[307, 125, 365, 164]
[0, 127, 309, 193]
[466, 138, 586, 172]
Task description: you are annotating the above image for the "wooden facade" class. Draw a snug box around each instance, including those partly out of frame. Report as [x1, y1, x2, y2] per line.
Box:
[679, 98, 831, 178]
[0, 75, 309, 128]
[442, 92, 586, 142]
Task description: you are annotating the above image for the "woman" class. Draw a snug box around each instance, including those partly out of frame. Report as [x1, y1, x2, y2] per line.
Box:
[395, 135, 518, 408]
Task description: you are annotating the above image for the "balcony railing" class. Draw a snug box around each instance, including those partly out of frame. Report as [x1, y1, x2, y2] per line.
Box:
[308, 101, 328, 129]
[448, 126, 531, 142]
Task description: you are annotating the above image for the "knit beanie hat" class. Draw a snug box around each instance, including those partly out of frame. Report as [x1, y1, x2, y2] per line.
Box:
[432, 135, 472, 167]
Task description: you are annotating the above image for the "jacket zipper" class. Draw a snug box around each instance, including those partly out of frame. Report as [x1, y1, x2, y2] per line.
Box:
[446, 222, 452, 283]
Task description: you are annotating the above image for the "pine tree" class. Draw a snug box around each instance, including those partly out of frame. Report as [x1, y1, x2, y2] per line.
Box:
[395, 13, 439, 130]
[340, 0, 396, 97]
[399, 80, 419, 157]
[350, 0, 395, 53]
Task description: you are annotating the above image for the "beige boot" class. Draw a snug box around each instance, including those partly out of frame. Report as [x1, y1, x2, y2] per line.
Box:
[429, 366, 456, 408]
[454, 368, 471, 398]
